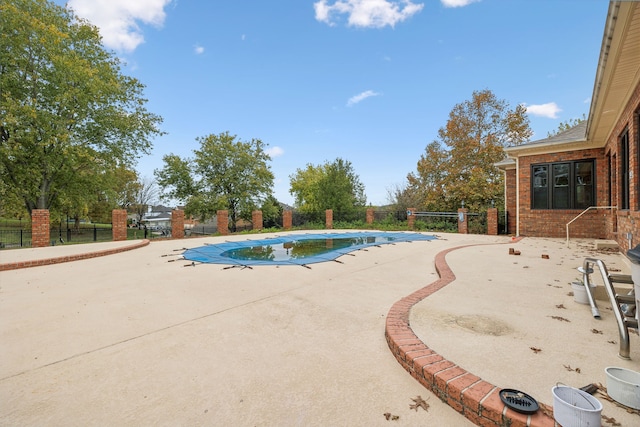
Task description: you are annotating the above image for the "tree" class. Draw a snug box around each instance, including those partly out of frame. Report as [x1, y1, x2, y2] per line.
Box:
[155, 131, 275, 232]
[130, 176, 159, 227]
[403, 89, 532, 212]
[260, 195, 283, 228]
[405, 141, 449, 211]
[547, 114, 586, 137]
[0, 0, 163, 217]
[289, 158, 366, 221]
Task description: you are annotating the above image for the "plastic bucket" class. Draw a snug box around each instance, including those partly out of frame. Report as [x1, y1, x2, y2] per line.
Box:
[552, 385, 602, 427]
[605, 367, 640, 409]
[571, 282, 596, 305]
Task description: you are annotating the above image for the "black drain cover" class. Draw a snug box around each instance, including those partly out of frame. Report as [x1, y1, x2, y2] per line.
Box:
[499, 389, 539, 414]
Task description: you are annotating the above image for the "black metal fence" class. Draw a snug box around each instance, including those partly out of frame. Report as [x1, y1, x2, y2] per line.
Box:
[0, 207, 508, 250]
[0, 223, 113, 249]
[185, 224, 218, 237]
[51, 224, 113, 245]
[0, 228, 32, 249]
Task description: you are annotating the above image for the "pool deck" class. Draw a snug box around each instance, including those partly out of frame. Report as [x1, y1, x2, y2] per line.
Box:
[0, 231, 638, 426]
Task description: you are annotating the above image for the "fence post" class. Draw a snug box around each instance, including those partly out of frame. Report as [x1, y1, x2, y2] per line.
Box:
[172, 209, 185, 239]
[112, 209, 128, 241]
[325, 209, 333, 229]
[252, 210, 263, 231]
[31, 209, 50, 248]
[487, 207, 498, 235]
[217, 210, 229, 235]
[407, 208, 416, 230]
[283, 210, 292, 230]
[457, 208, 468, 234]
[366, 208, 374, 225]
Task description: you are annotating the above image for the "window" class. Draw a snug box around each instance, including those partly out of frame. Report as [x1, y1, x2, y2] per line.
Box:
[620, 128, 630, 210]
[531, 160, 594, 209]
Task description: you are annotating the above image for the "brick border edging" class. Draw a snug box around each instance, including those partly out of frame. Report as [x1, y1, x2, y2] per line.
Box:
[0, 240, 151, 271]
[385, 239, 556, 427]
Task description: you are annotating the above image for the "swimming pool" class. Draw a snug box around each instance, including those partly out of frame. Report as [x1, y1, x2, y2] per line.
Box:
[182, 231, 437, 267]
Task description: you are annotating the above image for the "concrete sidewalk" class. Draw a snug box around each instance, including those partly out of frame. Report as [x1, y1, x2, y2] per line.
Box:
[0, 232, 638, 426]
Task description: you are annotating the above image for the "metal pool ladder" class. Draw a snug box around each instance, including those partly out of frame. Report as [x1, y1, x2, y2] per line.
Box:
[580, 257, 638, 360]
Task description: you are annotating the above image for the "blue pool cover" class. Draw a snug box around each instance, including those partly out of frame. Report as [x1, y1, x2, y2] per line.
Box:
[182, 231, 437, 267]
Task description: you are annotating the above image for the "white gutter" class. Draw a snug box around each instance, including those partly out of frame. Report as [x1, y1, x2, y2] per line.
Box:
[586, 1, 619, 139]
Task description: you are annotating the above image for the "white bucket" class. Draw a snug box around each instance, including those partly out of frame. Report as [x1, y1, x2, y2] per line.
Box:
[605, 367, 640, 410]
[571, 281, 596, 305]
[552, 385, 602, 427]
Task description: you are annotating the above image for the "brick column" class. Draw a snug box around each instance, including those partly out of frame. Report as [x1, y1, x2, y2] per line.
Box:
[112, 209, 128, 241]
[487, 208, 498, 236]
[172, 209, 185, 239]
[31, 209, 50, 248]
[217, 210, 229, 235]
[252, 210, 263, 231]
[457, 208, 468, 234]
[366, 208, 374, 225]
[505, 169, 517, 235]
[325, 209, 333, 229]
[407, 208, 416, 230]
[283, 210, 292, 230]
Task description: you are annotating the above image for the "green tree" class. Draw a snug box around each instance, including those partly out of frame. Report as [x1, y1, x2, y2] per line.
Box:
[403, 89, 532, 212]
[155, 132, 275, 232]
[547, 114, 586, 137]
[290, 158, 366, 221]
[0, 0, 163, 216]
[405, 141, 449, 211]
[260, 195, 283, 228]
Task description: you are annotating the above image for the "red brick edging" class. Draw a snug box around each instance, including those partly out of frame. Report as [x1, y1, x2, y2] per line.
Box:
[385, 240, 555, 427]
[0, 240, 150, 271]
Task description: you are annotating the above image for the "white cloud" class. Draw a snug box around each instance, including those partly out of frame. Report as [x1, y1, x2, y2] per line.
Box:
[194, 44, 205, 55]
[67, 0, 172, 53]
[314, 0, 424, 28]
[266, 146, 284, 158]
[347, 90, 381, 106]
[523, 102, 562, 119]
[440, 0, 480, 7]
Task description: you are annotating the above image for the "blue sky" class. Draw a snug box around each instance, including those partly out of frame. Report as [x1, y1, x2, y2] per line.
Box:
[57, 0, 609, 206]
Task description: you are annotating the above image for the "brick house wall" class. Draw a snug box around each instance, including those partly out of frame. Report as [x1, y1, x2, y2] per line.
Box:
[504, 82, 639, 244]
[505, 169, 517, 235]
[517, 148, 608, 238]
[603, 82, 640, 249]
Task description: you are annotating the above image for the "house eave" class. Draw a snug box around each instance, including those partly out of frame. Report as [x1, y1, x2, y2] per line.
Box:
[504, 138, 594, 157]
[586, 1, 640, 144]
[495, 158, 516, 171]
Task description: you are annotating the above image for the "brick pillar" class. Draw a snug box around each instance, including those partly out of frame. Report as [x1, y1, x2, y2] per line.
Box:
[172, 209, 185, 239]
[325, 209, 333, 229]
[458, 208, 468, 234]
[112, 209, 128, 241]
[252, 210, 263, 231]
[505, 169, 517, 235]
[487, 208, 498, 236]
[31, 209, 50, 248]
[217, 210, 229, 235]
[366, 208, 374, 225]
[283, 210, 292, 230]
[407, 208, 416, 230]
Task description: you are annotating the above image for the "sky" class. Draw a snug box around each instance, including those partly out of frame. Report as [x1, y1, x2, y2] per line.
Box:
[56, 0, 610, 207]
